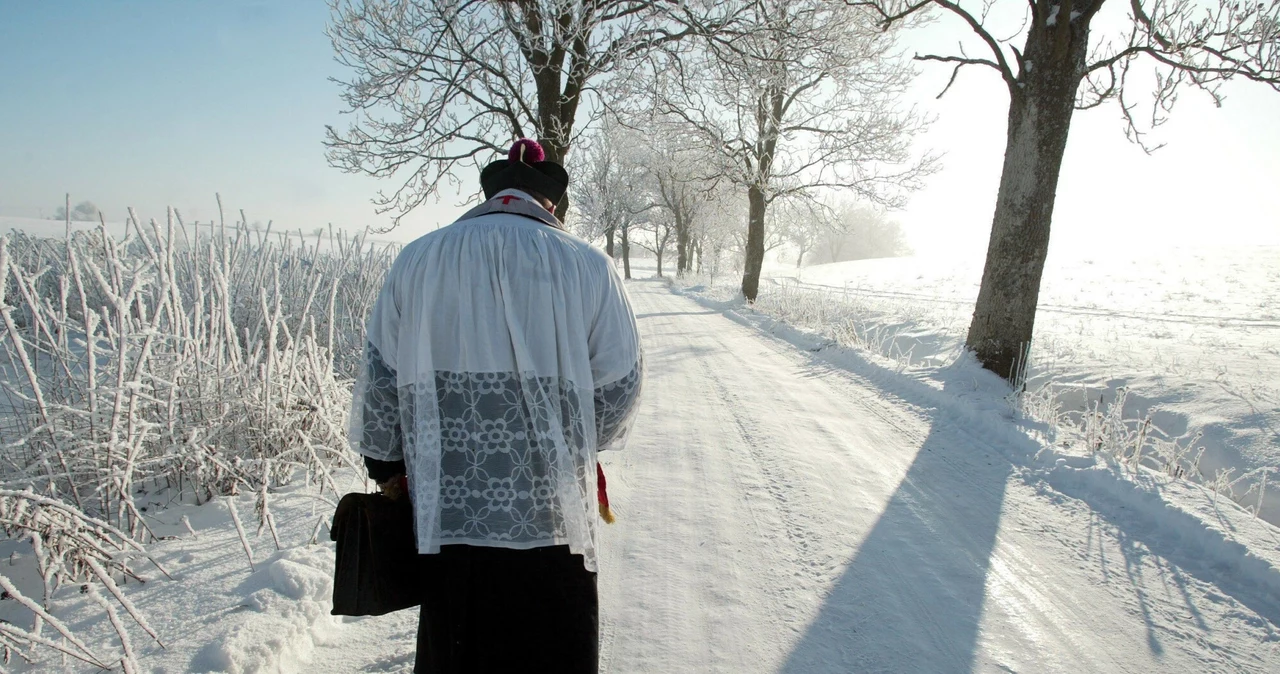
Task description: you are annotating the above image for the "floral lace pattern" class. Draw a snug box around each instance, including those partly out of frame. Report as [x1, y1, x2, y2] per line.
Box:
[352, 343, 641, 570]
[595, 367, 643, 449]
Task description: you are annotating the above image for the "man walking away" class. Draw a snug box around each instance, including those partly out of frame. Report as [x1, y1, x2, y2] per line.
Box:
[350, 138, 643, 673]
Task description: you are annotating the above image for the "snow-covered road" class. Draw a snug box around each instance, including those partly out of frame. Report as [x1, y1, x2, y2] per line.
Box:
[315, 279, 1280, 673]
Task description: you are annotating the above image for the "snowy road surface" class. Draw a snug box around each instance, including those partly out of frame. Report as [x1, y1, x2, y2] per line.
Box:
[307, 280, 1278, 672]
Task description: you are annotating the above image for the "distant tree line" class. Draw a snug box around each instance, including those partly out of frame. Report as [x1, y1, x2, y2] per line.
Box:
[802, 206, 911, 266]
[51, 200, 99, 222]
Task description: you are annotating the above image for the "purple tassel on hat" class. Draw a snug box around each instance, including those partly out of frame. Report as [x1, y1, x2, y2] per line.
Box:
[508, 138, 545, 164]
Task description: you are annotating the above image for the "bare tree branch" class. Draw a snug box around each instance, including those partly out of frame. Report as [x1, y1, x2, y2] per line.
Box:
[325, 0, 740, 224]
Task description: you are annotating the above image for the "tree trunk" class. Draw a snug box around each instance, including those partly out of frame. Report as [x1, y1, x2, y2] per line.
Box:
[525, 17, 585, 219]
[605, 226, 616, 258]
[620, 225, 632, 280]
[676, 215, 691, 276]
[656, 245, 664, 277]
[740, 185, 767, 300]
[709, 243, 717, 285]
[966, 20, 1089, 381]
[538, 139, 573, 216]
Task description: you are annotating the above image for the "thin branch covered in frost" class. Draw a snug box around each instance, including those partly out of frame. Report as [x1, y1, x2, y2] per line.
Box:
[325, 0, 744, 222]
[849, 0, 1280, 150]
[0, 573, 108, 669]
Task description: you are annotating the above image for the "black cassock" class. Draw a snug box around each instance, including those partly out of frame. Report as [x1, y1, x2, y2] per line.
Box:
[361, 455, 604, 674]
[414, 544, 598, 674]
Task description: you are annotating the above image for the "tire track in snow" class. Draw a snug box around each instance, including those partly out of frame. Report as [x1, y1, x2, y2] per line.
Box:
[714, 306, 1147, 671]
[600, 296, 797, 672]
[691, 346, 822, 637]
[671, 287, 987, 665]
[661, 286, 990, 668]
[716, 301, 1173, 669]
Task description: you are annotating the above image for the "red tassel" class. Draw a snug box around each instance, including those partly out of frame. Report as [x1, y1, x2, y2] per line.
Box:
[597, 462, 615, 523]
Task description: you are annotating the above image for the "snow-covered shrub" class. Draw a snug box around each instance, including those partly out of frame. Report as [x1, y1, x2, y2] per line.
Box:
[0, 210, 394, 667]
[1068, 388, 1208, 478]
[751, 278, 958, 370]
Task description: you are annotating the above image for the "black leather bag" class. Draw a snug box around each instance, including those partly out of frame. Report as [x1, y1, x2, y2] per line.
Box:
[329, 491, 424, 616]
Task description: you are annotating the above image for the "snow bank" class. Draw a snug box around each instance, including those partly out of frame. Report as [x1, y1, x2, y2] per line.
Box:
[265, 555, 333, 603]
[189, 547, 336, 674]
[671, 265, 1280, 617]
[0, 474, 366, 674]
[718, 242, 1280, 524]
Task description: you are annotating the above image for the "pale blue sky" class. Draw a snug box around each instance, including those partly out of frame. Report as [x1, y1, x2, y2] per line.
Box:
[0, 1, 463, 236]
[1, 1, 1277, 253]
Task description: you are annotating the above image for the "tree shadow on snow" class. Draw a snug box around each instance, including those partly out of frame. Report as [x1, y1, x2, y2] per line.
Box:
[779, 412, 1012, 674]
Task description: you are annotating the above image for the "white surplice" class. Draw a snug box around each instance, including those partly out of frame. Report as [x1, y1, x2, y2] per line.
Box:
[350, 189, 643, 571]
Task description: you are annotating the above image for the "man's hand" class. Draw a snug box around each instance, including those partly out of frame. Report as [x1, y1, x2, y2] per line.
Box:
[379, 474, 408, 501]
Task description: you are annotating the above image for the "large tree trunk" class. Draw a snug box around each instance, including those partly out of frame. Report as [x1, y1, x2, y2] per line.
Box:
[527, 62, 578, 216]
[656, 244, 664, 277]
[605, 226, 616, 258]
[741, 185, 767, 300]
[538, 139, 573, 216]
[966, 20, 1090, 381]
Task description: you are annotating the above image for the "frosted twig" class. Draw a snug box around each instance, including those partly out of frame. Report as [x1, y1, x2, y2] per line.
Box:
[86, 584, 141, 673]
[85, 558, 164, 648]
[227, 497, 255, 571]
[0, 575, 106, 668]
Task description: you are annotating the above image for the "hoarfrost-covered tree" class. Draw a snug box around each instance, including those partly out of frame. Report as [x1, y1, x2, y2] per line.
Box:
[653, 0, 933, 300]
[690, 186, 745, 284]
[572, 126, 624, 254]
[809, 202, 911, 263]
[852, 0, 1280, 380]
[728, 204, 789, 267]
[774, 199, 840, 268]
[325, 0, 739, 221]
[572, 119, 650, 278]
[52, 200, 99, 222]
[642, 124, 718, 276]
[636, 215, 677, 276]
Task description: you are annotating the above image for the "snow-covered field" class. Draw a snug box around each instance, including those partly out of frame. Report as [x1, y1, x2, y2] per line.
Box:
[722, 243, 1280, 525]
[0, 215, 131, 240]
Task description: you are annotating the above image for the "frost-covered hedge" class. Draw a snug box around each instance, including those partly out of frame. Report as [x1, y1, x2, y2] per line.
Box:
[0, 211, 395, 667]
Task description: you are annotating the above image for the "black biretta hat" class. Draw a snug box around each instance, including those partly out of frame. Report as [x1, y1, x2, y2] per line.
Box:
[479, 139, 569, 204]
